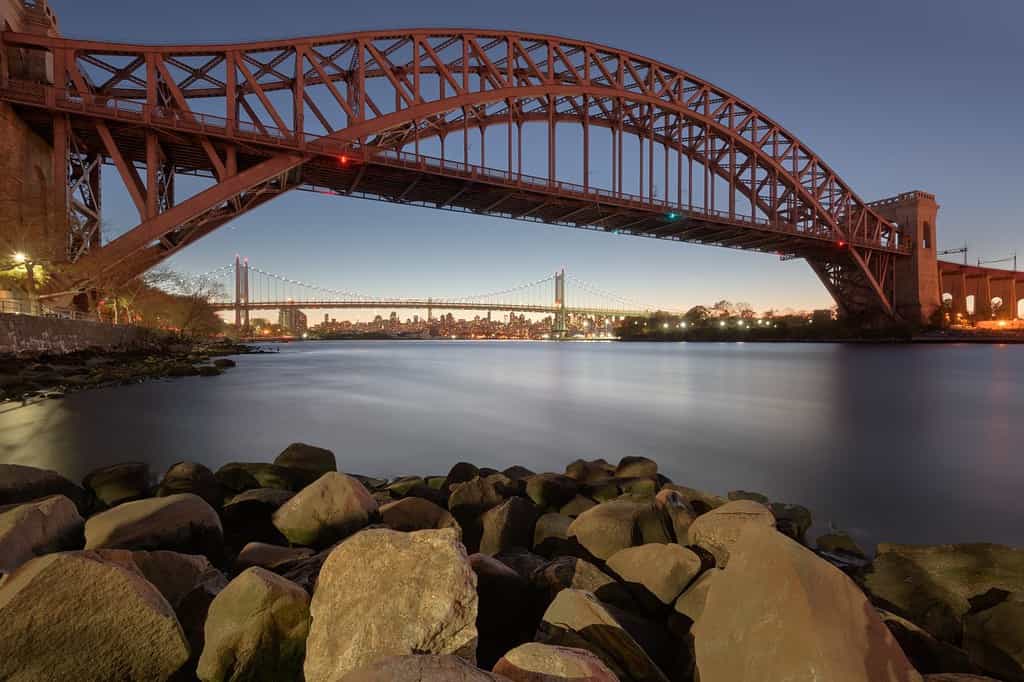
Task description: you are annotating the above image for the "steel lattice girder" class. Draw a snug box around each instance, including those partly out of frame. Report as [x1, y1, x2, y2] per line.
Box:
[0, 28, 907, 317]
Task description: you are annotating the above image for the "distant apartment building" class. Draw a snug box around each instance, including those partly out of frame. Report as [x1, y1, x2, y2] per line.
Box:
[279, 308, 308, 334]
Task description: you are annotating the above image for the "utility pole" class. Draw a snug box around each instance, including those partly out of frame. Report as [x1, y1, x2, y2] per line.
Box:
[978, 253, 1016, 270]
[938, 244, 968, 265]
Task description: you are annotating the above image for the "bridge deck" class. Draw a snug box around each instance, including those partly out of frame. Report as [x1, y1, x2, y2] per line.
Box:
[210, 300, 651, 317]
[1, 82, 909, 261]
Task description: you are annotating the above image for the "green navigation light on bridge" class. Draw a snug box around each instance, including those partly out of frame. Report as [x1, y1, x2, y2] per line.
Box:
[666, 212, 679, 220]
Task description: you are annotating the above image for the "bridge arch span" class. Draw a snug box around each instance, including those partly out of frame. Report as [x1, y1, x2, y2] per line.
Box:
[2, 27, 907, 318]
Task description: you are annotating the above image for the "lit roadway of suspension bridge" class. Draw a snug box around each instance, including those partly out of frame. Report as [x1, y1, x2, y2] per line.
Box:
[198, 259, 669, 322]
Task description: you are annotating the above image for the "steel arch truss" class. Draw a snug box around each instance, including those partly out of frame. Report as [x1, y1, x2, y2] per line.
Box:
[0, 29, 907, 317]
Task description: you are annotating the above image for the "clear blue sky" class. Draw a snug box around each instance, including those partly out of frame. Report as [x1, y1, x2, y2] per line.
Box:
[48, 0, 1024, 312]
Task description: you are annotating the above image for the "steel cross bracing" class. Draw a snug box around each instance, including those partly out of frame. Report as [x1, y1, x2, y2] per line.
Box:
[0, 28, 909, 318]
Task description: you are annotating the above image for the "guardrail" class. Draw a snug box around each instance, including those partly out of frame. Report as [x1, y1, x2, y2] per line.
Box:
[0, 299, 99, 321]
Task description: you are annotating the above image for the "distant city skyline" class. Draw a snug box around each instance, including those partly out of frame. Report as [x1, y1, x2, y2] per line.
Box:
[47, 0, 1024, 312]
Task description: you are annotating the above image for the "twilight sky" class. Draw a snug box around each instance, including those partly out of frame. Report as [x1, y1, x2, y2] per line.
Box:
[47, 0, 1024, 312]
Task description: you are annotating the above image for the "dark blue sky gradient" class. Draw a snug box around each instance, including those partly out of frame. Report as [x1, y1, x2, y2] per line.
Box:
[48, 0, 1024, 312]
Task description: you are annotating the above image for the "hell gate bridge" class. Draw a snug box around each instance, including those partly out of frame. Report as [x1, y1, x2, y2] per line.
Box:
[1, 1, 1019, 322]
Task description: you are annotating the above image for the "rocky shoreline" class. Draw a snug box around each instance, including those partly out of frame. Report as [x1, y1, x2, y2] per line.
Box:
[0, 341, 264, 403]
[0, 450, 1020, 681]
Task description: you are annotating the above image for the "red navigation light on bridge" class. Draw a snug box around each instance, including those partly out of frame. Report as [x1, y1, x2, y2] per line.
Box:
[837, 240, 847, 248]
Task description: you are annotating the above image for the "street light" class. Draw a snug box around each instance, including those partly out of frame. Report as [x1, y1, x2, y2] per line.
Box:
[12, 252, 26, 264]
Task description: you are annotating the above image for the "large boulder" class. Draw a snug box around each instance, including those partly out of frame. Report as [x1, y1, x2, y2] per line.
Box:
[653, 489, 696, 544]
[0, 463, 86, 512]
[615, 456, 657, 479]
[235, 542, 315, 572]
[274, 442, 337, 486]
[496, 549, 550, 581]
[271, 472, 378, 548]
[534, 512, 574, 556]
[471, 553, 539, 670]
[216, 462, 301, 494]
[692, 524, 921, 682]
[85, 548, 227, 662]
[493, 642, 619, 681]
[503, 465, 536, 481]
[485, 472, 524, 499]
[817, 531, 867, 559]
[560, 495, 597, 518]
[157, 461, 223, 508]
[526, 474, 580, 510]
[197, 567, 311, 682]
[280, 544, 338, 594]
[480, 497, 539, 556]
[341, 655, 509, 681]
[963, 596, 1024, 682]
[84, 492, 223, 559]
[686, 499, 775, 567]
[726, 489, 769, 504]
[0, 494, 83, 574]
[768, 502, 813, 545]
[606, 543, 702, 607]
[568, 499, 664, 561]
[531, 556, 638, 612]
[222, 488, 293, 548]
[879, 609, 977, 675]
[565, 459, 615, 484]
[659, 484, 725, 515]
[444, 461, 482, 491]
[84, 548, 225, 612]
[83, 461, 150, 507]
[379, 496, 460, 535]
[863, 543, 1024, 645]
[449, 476, 505, 553]
[0, 552, 190, 681]
[536, 588, 669, 682]
[304, 528, 478, 682]
[385, 475, 427, 498]
[668, 569, 717, 638]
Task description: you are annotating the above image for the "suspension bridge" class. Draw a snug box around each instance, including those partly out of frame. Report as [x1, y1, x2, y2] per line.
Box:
[198, 257, 666, 336]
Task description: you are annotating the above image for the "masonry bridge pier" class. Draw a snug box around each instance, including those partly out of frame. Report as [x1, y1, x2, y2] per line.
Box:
[1, 1, 1019, 326]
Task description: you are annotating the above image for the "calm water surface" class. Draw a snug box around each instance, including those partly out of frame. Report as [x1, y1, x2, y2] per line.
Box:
[2, 341, 1022, 551]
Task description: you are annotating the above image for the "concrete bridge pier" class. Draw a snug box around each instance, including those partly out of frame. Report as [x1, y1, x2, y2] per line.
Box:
[990, 276, 1017, 320]
[941, 270, 969, 320]
[967, 274, 992, 319]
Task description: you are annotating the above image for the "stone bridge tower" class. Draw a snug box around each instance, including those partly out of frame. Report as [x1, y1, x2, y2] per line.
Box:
[0, 1, 65, 273]
[867, 191, 942, 324]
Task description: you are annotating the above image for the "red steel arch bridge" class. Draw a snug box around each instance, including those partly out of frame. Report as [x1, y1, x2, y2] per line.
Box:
[0, 1, 963, 322]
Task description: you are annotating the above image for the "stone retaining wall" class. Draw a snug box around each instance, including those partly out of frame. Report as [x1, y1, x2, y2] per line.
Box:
[0, 313, 165, 354]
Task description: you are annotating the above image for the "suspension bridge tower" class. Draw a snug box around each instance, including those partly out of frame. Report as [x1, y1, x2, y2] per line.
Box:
[233, 256, 250, 334]
[553, 269, 568, 339]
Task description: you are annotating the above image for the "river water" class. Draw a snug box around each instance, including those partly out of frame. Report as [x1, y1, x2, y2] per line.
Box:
[2, 340, 1022, 551]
